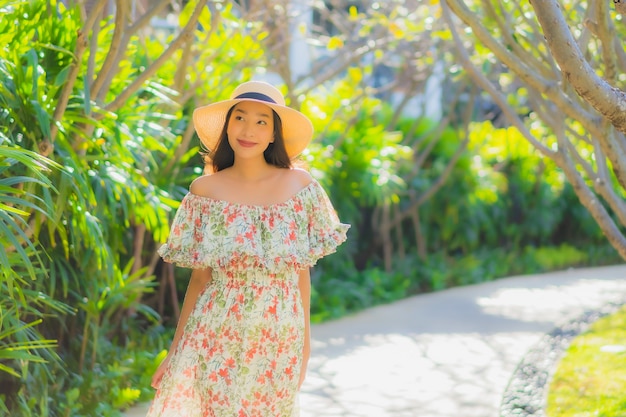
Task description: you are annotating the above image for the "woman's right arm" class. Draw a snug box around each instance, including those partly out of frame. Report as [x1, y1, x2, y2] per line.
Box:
[151, 267, 212, 389]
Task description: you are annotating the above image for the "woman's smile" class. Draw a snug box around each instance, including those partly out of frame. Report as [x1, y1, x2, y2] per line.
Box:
[237, 139, 257, 148]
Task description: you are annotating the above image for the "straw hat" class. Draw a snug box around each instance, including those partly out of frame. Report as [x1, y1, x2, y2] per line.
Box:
[192, 81, 314, 158]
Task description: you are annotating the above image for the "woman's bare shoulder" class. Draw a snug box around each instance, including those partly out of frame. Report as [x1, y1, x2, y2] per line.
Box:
[189, 172, 226, 197]
[287, 167, 313, 188]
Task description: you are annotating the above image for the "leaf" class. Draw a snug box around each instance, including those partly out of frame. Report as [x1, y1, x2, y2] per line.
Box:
[53, 64, 71, 87]
[197, 2, 212, 31]
[30, 99, 52, 139]
[0, 202, 29, 216]
[24, 48, 40, 99]
[389, 22, 405, 39]
[178, 0, 196, 28]
[0, 210, 38, 281]
[347, 67, 363, 83]
[327, 36, 344, 51]
[349, 5, 359, 20]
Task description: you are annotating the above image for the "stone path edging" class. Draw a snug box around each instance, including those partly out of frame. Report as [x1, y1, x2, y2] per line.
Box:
[500, 298, 626, 417]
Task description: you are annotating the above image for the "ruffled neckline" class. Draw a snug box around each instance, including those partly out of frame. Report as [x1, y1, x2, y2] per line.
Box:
[183, 180, 317, 209]
[158, 178, 349, 271]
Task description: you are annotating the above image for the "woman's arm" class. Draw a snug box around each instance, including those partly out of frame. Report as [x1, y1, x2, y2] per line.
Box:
[298, 268, 311, 390]
[151, 267, 212, 388]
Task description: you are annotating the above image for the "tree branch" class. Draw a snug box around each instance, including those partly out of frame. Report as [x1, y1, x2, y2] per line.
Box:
[91, 0, 128, 101]
[554, 128, 626, 259]
[49, 0, 107, 144]
[85, 5, 101, 115]
[443, 0, 602, 138]
[613, 36, 626, 73]
[91, 0, 169, 103]
[102, 0, 209, 115]
[482, 0, 553, 79]
[588, 135, 626, 227]
[595, 0, 617, 83]
[442, 0, 555, 157]
[529, 0, 626, 134]
[128, 0, 170, 34]
[164, 101, 198, 175]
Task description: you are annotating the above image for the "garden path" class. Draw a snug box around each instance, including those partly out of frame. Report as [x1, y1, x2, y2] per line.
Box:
[123, 264, 626, 417]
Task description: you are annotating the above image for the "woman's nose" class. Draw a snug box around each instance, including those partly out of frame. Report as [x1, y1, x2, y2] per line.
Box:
[241, 123, 254, 137]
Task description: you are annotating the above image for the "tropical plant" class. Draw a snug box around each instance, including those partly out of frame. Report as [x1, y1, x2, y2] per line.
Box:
[1, 0, 622, 414]
[0, 143, 68, 410]
[0, 0, 267, 414]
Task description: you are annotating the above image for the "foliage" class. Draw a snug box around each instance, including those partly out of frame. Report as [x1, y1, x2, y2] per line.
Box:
[1, 0, 623, 415]
[0, 0, 265, 414]
[310, 241, 619, 323]
[0, 143, 69, 409]
[418, 121, 608, 255]
[546, 306, 626, 417]
[310, 259, 412, 323]
[303, 78, 620, 323]
[441, 0, 626, 259]
[301, 69, 413, 267]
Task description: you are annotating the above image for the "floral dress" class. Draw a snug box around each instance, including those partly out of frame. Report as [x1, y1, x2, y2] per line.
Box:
[147, 179, 349, 417]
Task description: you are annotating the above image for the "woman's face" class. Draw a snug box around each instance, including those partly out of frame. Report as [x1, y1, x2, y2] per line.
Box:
[226, 101, 275, 159]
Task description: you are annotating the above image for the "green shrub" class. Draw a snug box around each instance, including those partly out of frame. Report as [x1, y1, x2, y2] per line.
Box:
[527, 244, 588, 270]
[1, 1, 621, 415]
[0, 0, 265, 414]
[417, 121, 609, 255]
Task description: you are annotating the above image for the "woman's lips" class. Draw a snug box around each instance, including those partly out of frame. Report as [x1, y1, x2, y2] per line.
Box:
[237, 139, 256, 148]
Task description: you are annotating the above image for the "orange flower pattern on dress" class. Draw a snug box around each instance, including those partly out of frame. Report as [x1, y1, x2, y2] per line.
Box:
[148, 180, 349, 417]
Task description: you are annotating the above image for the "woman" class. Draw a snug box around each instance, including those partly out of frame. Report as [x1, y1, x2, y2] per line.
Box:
[147, 81, 349, 417]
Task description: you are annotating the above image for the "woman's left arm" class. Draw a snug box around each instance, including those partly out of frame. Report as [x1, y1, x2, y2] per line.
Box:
[298, 268, 311, 390]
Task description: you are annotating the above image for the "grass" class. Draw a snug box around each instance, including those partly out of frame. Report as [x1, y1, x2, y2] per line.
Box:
[545, 305, 626, 417]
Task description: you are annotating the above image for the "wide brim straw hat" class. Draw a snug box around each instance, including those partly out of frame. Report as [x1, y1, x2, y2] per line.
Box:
[193, 81, 314, 158]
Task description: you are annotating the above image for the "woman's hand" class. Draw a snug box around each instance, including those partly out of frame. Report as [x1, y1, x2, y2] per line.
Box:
[151, 355, 172, 389]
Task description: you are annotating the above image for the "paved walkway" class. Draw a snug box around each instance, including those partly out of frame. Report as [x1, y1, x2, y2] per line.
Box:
[124, 264, 626, 417]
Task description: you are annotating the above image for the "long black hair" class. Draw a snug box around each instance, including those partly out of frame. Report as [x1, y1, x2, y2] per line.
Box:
[207, 105, 292, 172]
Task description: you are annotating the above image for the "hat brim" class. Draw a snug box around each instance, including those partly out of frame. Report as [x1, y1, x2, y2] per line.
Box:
[193, 98, 314, 158]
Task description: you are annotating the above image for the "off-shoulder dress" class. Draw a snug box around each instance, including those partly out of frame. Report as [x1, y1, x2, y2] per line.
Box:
[146, 179, 349, 417]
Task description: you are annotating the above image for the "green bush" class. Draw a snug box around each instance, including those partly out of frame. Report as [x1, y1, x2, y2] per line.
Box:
[1, 2, 621, 415]
[415, 121, 609, 255]
[0, 0, 265, 414]
[310, 258, 412, 323]
[304, 113, 621, 321]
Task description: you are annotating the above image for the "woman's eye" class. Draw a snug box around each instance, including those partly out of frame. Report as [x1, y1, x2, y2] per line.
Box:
[258, 120, 267, 125]
[235, 116, 244, 121]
